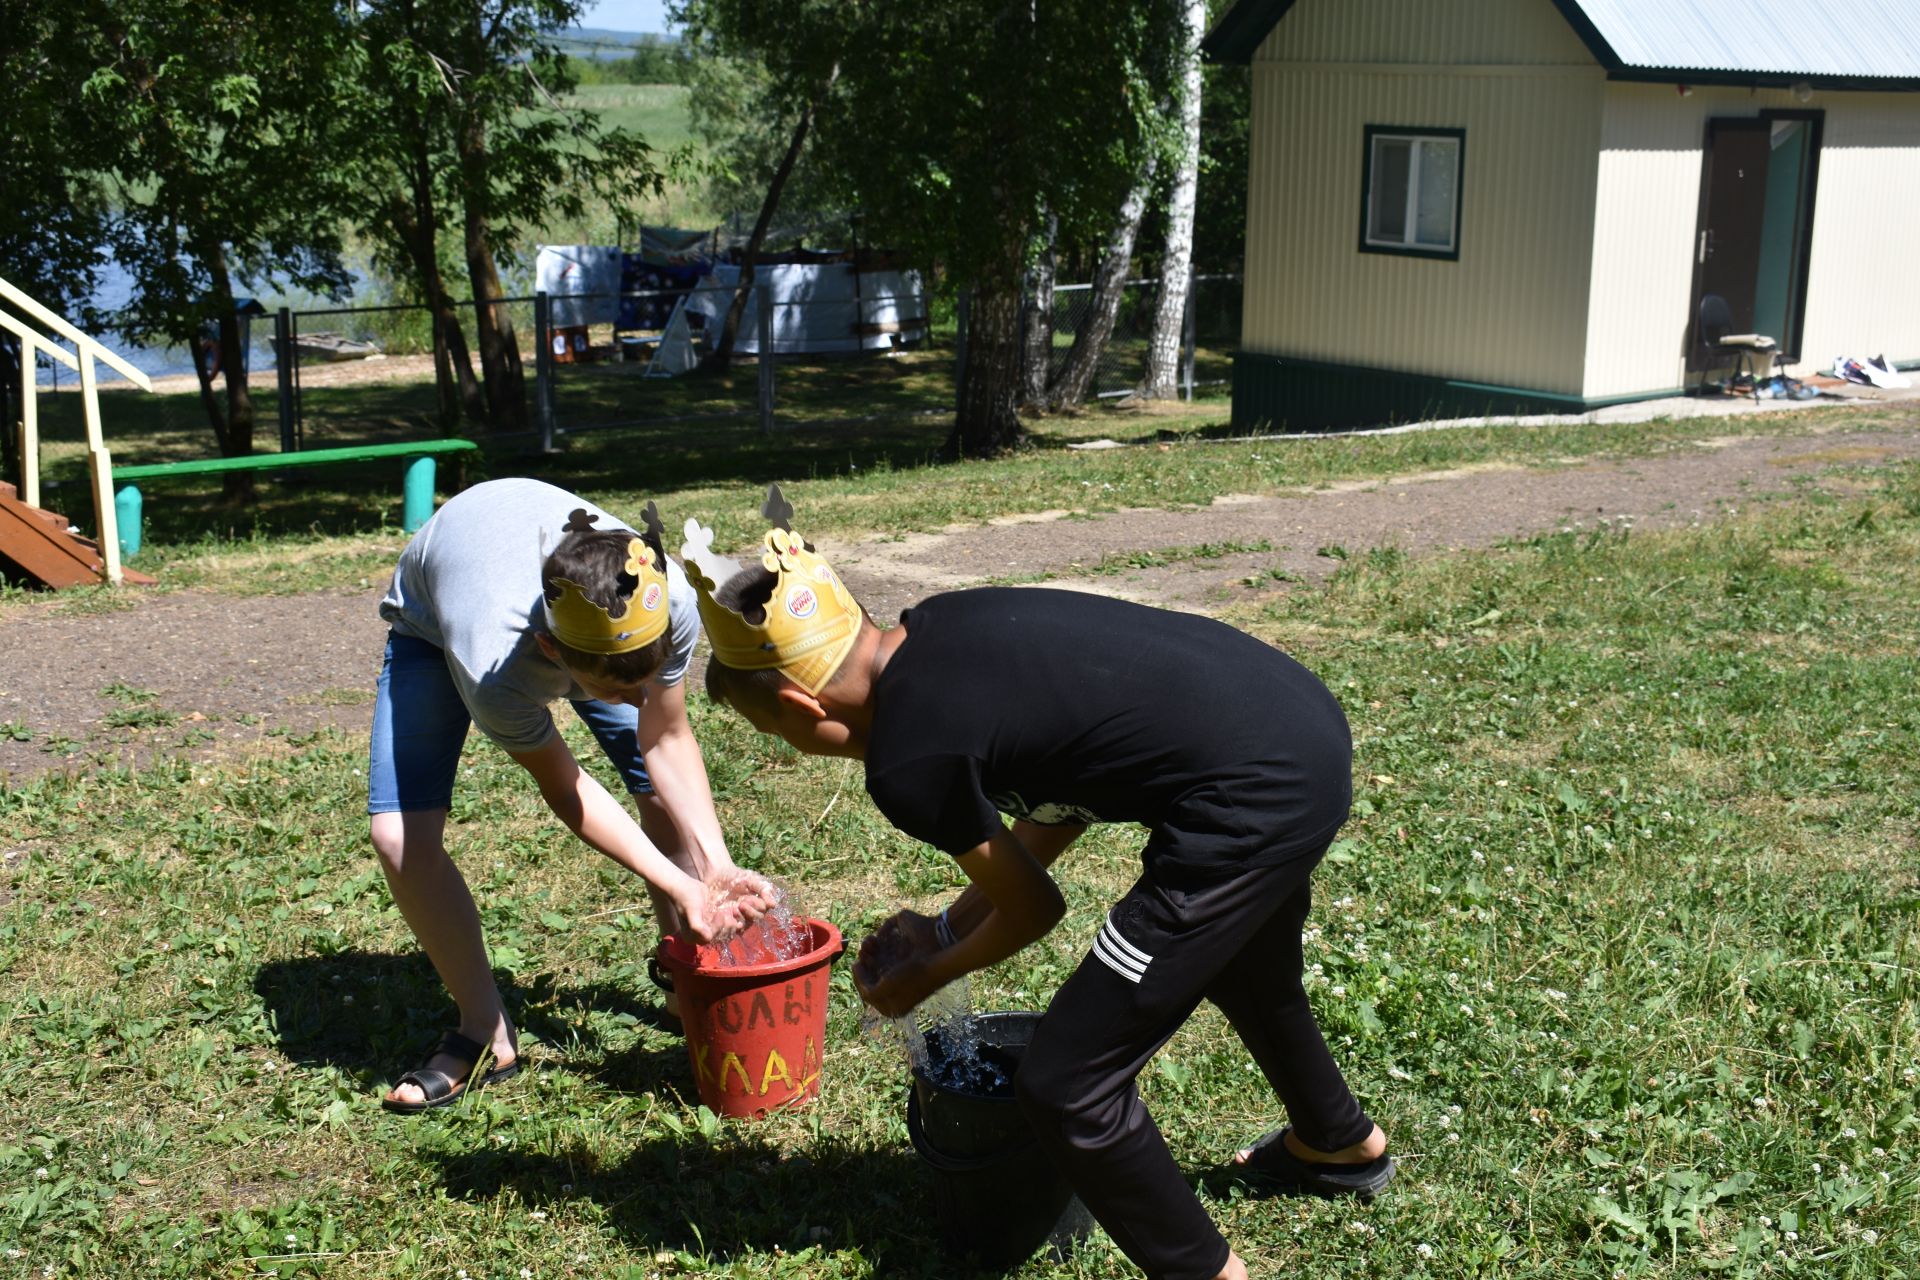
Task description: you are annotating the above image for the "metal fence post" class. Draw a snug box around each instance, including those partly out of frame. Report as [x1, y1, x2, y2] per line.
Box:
[1181, 267, 1198, 403]
[289, 310, 304, 450]
[274, 307, 295, 451]
[757, 286, 775, 434]
[954, 290, 970, 412]
[534, 290, 557, 452]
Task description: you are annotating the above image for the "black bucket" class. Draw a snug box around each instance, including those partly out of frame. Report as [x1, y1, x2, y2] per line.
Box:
[906, 1011, 1095, 1267]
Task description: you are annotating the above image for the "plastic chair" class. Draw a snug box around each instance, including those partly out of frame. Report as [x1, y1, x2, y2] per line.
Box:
[1695, 294, 1778, 401]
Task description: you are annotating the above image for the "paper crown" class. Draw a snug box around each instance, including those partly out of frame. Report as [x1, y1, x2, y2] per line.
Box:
[542, 504, 672, 656]
[680, 484, 862, 694]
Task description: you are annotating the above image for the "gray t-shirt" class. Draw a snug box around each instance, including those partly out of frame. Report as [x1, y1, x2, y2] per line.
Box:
[379, 477, 700, 753]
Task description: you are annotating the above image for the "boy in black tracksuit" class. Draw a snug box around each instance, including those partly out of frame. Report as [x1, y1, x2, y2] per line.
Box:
[688, 500, 1391, 1280]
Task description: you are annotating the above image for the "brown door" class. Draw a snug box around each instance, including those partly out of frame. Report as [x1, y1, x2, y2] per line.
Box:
[1687, 118, 1772, 368]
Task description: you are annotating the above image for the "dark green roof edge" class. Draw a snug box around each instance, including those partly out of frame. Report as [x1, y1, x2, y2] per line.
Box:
[1200, 0, 1296, 65]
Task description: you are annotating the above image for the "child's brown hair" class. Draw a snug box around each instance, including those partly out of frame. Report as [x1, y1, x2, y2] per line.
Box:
[541, 507, 672, 684]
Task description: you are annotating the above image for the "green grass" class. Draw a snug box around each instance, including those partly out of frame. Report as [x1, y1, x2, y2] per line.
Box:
[2, 457, 1916, 1277]
[18, 370, 1916, 607]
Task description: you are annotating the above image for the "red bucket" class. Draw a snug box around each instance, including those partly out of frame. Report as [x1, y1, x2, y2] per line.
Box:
[661, 918, 844, 1118]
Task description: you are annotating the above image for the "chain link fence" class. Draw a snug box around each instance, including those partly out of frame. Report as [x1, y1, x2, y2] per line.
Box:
[202, 271, 1236, 452]
[1039, 273, 1240, 400]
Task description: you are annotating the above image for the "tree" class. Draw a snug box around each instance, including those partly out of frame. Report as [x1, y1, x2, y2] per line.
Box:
[75, 0, 356, 497]
[1044, 156, 1156, 410]
[355, 0, 488, 435]
[703, 65, 836, 369]
[1140, 0, 1207, 400]
[355, 0, 666, 435]
[677, 0, 1180, 457]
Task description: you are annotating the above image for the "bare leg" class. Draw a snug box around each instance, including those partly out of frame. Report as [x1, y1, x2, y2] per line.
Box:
[1213, 1253, 1249, 1280]
[633, 793, 699, 1020]
[633, 791, 705, 936]
[371, 809, 516, 1105]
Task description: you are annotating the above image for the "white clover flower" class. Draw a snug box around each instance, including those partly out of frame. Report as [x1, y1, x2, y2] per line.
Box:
[528, 1211, 546, 1222]
[1843, 1126, 1857, 1138]
[1415, 1242, 1434, 1258]
[1863, 1229, 1879, 1244]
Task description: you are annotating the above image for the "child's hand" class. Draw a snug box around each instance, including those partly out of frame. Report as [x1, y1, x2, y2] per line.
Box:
[853, 911, 940, 1017]
[705, 868, 775, 938]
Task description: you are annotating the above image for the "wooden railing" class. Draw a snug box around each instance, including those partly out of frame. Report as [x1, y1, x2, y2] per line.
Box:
[0, 275, 153, 584]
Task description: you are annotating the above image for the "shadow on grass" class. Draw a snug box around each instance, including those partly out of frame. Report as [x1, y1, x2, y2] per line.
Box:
[431, 1136, 1059, 1278]
[253, 952, 685, 1092]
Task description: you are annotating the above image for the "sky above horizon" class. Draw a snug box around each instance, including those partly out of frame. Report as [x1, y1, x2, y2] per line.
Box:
[577, 0, 674, 33]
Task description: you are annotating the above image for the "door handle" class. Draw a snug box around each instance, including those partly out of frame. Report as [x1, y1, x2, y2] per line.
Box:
[1698, 229, 1713, 264]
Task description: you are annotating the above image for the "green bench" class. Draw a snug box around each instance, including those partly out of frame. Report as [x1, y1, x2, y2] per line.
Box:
[111, 438, 480, 558]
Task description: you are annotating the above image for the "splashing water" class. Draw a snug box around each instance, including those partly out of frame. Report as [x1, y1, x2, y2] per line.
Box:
[702, 879, 814, 969]
[862, 974, 1009, 1096]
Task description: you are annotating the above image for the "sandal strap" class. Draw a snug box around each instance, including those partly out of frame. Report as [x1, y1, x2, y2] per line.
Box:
[394, 1066, 462, 1104]
[433, 1030, 487, 1067]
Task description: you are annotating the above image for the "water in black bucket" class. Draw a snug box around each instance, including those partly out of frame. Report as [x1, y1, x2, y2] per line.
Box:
[906, 1011, 1095, 1267]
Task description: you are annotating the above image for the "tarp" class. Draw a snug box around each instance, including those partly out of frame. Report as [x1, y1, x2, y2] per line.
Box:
[535, 246, 623, 328]
[684, 262, 927, 355]
[645, 299, 701, 378]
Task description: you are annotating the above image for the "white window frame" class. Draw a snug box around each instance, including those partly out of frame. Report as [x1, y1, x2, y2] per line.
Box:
[1360, 127, 1464, 259]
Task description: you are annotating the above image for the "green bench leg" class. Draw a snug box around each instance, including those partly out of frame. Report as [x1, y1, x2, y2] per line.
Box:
[402, 456, 437, 532]
[115, 485, 144, 560]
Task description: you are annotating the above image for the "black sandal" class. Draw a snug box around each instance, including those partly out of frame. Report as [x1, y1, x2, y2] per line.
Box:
[381, 1030, 520, 1114]
[1234, 1127, 1395, 1198]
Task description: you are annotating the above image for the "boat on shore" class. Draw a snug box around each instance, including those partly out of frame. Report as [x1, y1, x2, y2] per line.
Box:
[293, 331, 383, 363]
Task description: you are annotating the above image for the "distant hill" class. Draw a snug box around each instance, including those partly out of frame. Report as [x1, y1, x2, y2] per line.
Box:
[554, 26, 679, 60]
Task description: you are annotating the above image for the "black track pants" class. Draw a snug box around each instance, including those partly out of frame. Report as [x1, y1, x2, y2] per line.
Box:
[1014, 850, 1374, 1280]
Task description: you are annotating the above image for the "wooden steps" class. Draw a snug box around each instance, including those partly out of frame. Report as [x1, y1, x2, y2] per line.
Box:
[0, 482, 154, 588]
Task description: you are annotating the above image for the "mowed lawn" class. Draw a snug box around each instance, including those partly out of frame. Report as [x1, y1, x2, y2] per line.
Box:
[1, 434, 1915, 1277]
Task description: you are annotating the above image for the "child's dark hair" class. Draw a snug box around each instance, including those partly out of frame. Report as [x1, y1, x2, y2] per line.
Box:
[541, 506, 671, 684]
[702, 565, 866, 706]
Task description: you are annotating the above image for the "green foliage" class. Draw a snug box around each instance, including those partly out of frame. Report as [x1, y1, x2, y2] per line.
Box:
[564, 38, 691, 87]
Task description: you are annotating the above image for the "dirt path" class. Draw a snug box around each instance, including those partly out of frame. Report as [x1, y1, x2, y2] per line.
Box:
[4, 418, 1916, 782]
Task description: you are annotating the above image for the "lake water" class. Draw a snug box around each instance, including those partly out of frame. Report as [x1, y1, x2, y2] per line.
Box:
[29, 257, 372, 389]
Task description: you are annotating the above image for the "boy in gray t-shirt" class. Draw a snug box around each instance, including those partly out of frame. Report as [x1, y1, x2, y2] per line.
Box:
[370, 478, 765, 1112]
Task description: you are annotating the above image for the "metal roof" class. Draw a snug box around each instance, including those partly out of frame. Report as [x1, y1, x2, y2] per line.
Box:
[1203, 0, 1920, 88]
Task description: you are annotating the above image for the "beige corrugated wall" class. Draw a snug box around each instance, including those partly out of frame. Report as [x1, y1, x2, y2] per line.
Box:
[1244, 0, 1605, 393]
[1583, 85, 1920, 398]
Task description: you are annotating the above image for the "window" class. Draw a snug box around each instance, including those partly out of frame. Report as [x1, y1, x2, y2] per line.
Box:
[1360, 126, 1465, 259]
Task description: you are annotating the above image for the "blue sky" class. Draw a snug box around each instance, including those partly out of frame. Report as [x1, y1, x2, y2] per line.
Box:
[576, 0, 674, 33]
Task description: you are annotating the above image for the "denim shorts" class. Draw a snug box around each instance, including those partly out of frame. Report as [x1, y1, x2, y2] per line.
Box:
[367, 631, 652, 814]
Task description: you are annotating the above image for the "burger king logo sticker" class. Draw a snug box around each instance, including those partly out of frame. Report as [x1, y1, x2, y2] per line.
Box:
[641, 582, 664, 611]
[786, 585, 818, 619]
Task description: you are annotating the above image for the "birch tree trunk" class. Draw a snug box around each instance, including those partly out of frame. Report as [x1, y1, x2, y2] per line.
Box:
[1141, 0, 1206, 400]
[1045, 155, 1156, 409]
[1019, 208, 1057, 408]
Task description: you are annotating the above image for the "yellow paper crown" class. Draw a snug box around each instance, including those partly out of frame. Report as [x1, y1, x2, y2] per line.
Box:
[542, 505, 672, 655]
[680, 484, 861, 694]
